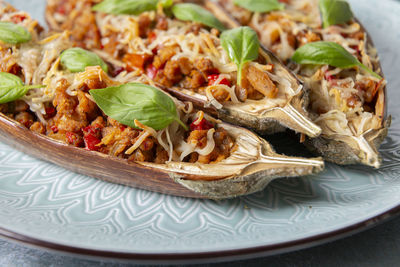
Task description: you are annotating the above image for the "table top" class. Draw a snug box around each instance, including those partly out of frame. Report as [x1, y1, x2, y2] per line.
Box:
[2, 214, 400, 266]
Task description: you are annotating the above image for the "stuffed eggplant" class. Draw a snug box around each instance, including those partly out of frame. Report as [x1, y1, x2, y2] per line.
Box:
[0, 2, 324, 199]
[207, 0, 390, 168]
[45, 0, 322, 137]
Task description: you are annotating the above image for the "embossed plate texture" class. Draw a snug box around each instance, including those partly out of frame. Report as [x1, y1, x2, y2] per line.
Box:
[1, 0, 400, 262]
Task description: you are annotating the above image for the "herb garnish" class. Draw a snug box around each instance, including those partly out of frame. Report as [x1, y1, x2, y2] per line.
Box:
[171, 3, 226, 32]
[0, 72, 44, 104]
[292, 41, 381, 79]
[0, 22, 31, 44]
[220, 26, 260, 86]
[60, 48, 109, 73]
[89, 83, 188, 131]
[319, 0, 353, 28]
[233, 0, 284, 13]
[92, 0, 159, 15]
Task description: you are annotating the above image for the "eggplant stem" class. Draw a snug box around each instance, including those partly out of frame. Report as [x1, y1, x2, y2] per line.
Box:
[352, 135, 381, 168]
[280, 104, 322, 137]
[259, 152, 324, 168]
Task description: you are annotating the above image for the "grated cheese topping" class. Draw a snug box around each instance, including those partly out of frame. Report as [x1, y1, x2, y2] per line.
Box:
[225, 0, 385, 140]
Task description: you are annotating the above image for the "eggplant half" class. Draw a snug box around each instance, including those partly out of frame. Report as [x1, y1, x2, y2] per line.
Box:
[0, 110, 324, 199]
[206, 0, 390, 168]
[45, 0, 321, 138]
[0, 4, 324, 199]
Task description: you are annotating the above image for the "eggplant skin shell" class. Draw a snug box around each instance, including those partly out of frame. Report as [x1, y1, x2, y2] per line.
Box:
[172, 163, 323, 200]
[217, 107, 285, 134]
[304, 118, 390, 166]
[303, 20, 391, 167]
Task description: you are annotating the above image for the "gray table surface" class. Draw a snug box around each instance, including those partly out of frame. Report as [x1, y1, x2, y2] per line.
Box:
[1, 214, 400, 266]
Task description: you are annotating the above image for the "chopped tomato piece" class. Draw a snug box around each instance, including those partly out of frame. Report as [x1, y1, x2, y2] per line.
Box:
[83, 134, 101, 151]
[82, 125, 100, 136]
[146, 64, 159, 79]
[11, 14, 27, 23]
[207, 74, 231, 86]
[56, 5, 66, 15]
[66, 131, 79, 144]
[190, 118, 214, 131]
[148, 31, 157, 42]
[51, 125, 58, 133]
[324, 71, 337, 84]
[110, 66, 125, 77]
[82, 125, 102, 150]
[44, 107, 56, 119]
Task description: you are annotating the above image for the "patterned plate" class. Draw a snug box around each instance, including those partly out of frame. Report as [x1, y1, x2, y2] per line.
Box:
[1, 0, 400, 263]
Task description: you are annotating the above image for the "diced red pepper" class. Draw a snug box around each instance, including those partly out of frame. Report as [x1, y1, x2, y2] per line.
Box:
[208, 68, 220, 75]
[44, 107, 56, 119]
[56, 3, 67, 15]
[82, 125, 99, 136]
[66, 131, 77, 144]
[83, 134, 101, 151]
[207, 74, 231, 86]
[11, 14, 27, 23]
[51, 125, 59, 133]
[190, 118, 214, 131]
[146, 64, 159, 79]
[324, 71, 337, 84]
[148, 31, 157, 43]
[82, 124, 102, 151]
[110, 66, 125, 77]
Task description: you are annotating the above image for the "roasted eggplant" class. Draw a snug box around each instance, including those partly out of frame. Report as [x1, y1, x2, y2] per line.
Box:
[0, 3, 324, 199]
[45, 0, 322, 137]
[207, 0, 390, 168]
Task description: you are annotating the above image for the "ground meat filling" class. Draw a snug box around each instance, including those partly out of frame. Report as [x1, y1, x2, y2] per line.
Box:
[48, 1, 280, 104]
[2, 72, 235, 165]
[47, 0, 101, 49]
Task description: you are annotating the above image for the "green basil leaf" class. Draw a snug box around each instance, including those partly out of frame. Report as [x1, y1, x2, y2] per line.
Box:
[292, 41, 381, 79]
[319, 0, 353, 28]
[233, 0, 284, 13]
[160, 0, 173, 8]
[220, 26, 259, 85]
[89, 83, 188, 130]
[92, 0, 158, 15]
[171, 3, 226, 32]
[60, 48, 108, 73]
[0, 72, 44, 104]
[0, 22, 31, 44]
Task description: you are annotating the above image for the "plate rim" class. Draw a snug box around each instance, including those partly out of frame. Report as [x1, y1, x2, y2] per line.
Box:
[1, 204, 400, 264]
[1, 0, 400, 263]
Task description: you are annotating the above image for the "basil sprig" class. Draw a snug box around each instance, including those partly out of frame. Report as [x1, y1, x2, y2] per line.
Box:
[220, 27, 259, 86]
[319, 0, 353, 28]
[0, 72, 44, 104]
[92, 0, 159, 15]
[171, 3, 226, 32]
[60, 48, 108, 73]
[292, 41, 381, 79]
[233, 0, 284, 13]
[0, 22, 31, 44]
[89, 83, 188, 131]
